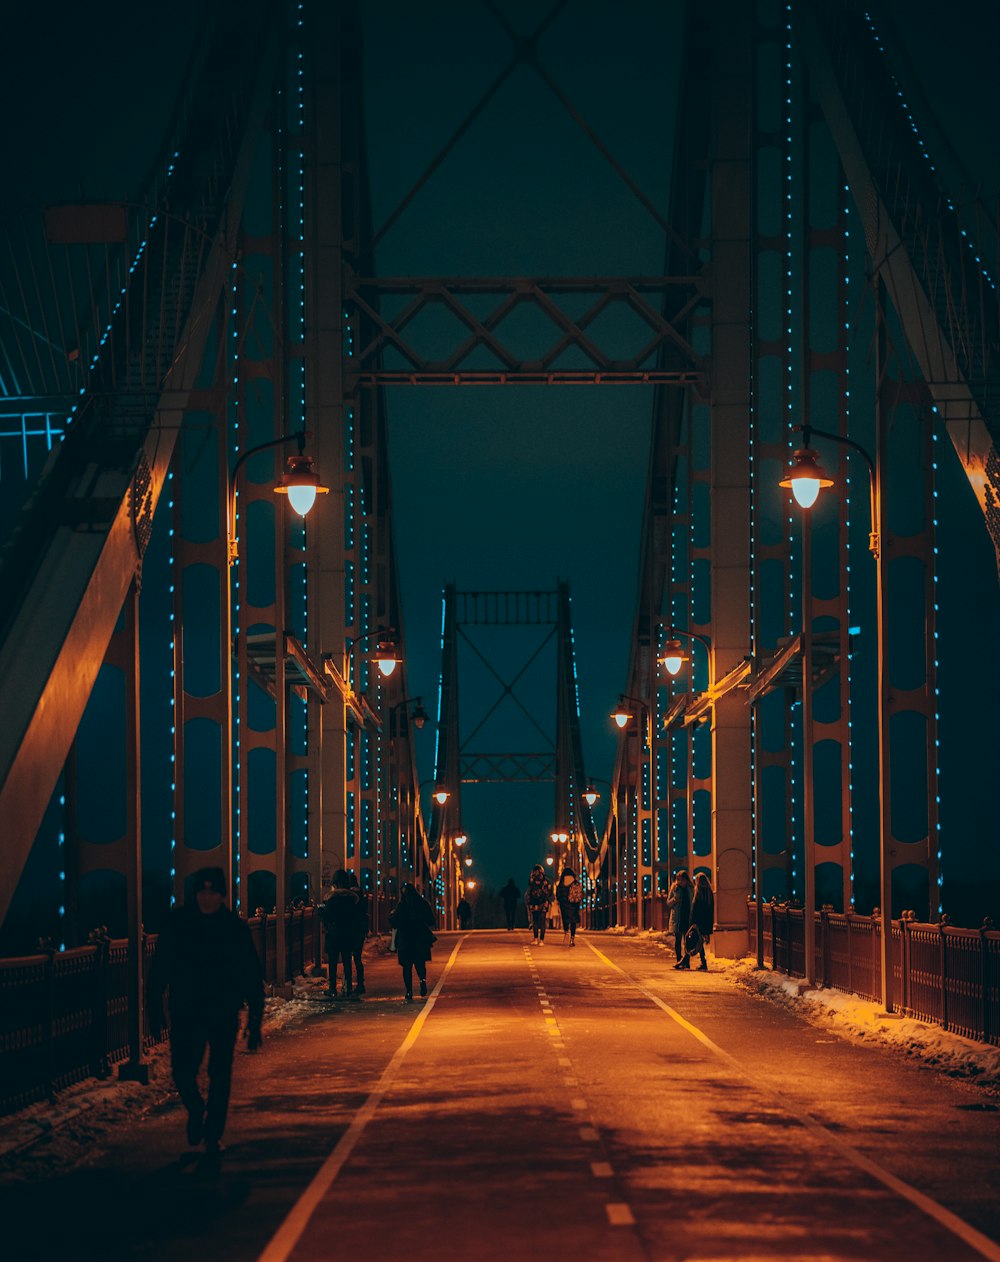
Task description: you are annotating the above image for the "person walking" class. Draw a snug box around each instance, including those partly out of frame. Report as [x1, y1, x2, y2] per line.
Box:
[320, 869, 360, 999]
[555, 867, 582, 946]
[499, 878, 520, 931]
[526, 864, 553, 944]
[390, 883, 436, 1001]
[348, 872, 369, 996]
[456, 896, 473, 929]
[148, 867, 264, 1156]
[666, 869, 694, 968]
[678, 871, 715, 970]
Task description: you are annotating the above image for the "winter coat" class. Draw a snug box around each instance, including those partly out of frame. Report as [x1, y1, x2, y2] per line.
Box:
[556, 873, 580, 927]
[351, 888, 370, 946]
[390, 892, 436, 965]
[320, 888, 359, 945]
[665, 880, 693, 937]
[525, 873, 553, 911]
[690, 886, 715, 939]
[500, 881, 521, 908]
[149, 904, 264, 1025]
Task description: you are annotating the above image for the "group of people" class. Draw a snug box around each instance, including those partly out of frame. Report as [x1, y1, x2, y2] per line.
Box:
[665, 868, 715, 970]
[147, 861, 716, 1157]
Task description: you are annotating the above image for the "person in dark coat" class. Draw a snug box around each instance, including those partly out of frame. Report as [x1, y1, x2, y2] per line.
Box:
[390, 883, 436, 1001]
[148, 867, 264, 1154]
[320, 870, 360, 999]
[666, 869, 694, 967]
[499, 878, 520, 930]
[555, 867, 581, 946]
[526, 864, 553, 944]
[456, 896, 472, 929]
[348, 872, 369, 996]
[678, 871, 715, 970]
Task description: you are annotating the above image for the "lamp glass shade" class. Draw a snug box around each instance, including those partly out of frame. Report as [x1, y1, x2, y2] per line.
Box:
[433, 788, 450, 805]
[464, 856, 472, 867]
[411, 703, 428, 730]
[660, 640, 688, 676]
[376, 656, 398, 678]
[455, 834, 468, 846]
[583, 788, 599, 807]
[545, 856, 554, 866]
[286, 484, 318, 516]
[612, 711, 629, 729]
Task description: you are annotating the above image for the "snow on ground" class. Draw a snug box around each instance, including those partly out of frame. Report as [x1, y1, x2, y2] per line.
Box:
[2, 929, 997, 1179]
[617, 924, 1000, 1094]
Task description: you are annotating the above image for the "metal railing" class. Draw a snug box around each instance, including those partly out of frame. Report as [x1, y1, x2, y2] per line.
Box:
[748, 900, 1000, 1046]
[0, 907, 322, 1117]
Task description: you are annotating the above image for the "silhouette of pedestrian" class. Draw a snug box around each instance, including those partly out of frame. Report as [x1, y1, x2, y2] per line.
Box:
[678, 871, 714, 970]
[556, 867, 582, 946]
[321, 869, 360, 999]
[526, 864, 553, 944]
[348, 872, 369, 995]
[667, 869, 694, 968]
[148, 867, 263, 1155]
[456, 896, 473, 929]
[390, 883, 436, 1001]
[500, 878, 520, 930]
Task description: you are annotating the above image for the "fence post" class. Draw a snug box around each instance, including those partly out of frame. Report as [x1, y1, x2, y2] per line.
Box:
[981, 922, 993, 1046]
[819, 907, 829, 988]
[91, 938, 111, 1079]
[901, 916, 911, 1014]
[939, 918, 949, 1032]
[44, 947, 56, 1102]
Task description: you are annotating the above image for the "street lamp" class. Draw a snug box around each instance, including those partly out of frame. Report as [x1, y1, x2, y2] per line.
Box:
[387, 697, 429, 899]
[227, 430, 328, 565]
[781, 422, 890, 1008]
[454, 833, 468, 847]
[658, 627, 714, 686]
[344, 625, 400, 695]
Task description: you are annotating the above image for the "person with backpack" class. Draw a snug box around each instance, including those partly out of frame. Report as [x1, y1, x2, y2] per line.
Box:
[666, 869, 694, 968]
[526, 864, 553, 944]
[555, 867, 582, 946]
[389, 883, 437, 1001]
[499, 878, 521, 931]
[677, 871, 714, 971]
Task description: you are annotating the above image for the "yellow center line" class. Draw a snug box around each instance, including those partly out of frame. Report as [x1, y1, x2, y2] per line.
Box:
[584, 939, 1000, 1262]
[256, 938, 466, 1262]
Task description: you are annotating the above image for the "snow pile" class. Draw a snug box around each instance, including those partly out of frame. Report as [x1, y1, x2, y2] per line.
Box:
[725, 956, 1000, 1092]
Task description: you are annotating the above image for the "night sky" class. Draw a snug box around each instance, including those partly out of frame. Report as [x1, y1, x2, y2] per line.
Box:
[3, 0, 999, 908]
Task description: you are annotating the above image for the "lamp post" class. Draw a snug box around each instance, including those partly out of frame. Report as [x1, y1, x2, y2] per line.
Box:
[387, 697, 428, 904]
[419, 778, 453, 925]
[781, 423, 891, 1008]
[227, 430, 328, 987]
[659, 627, 714, 688]
[610, 695, 653, 930]
[344, 625, 400, 697]
[582, 777, 615, 927]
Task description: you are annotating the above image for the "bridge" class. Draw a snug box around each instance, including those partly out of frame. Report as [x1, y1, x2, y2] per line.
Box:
[0, 0, 998, 1253]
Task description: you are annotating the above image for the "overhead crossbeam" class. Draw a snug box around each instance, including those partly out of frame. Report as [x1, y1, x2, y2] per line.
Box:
[460, 753, 556, 783]
[346, 276, 706, 388]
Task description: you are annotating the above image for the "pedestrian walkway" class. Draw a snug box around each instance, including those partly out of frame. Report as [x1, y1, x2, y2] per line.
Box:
[2, 932, 998, 1262]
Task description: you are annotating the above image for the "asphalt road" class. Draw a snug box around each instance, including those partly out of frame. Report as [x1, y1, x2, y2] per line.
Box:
[3, 930, 998, 1261]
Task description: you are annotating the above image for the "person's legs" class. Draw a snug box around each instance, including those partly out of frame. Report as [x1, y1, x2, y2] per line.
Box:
[353, 940, 365, 993]
[698, 945, 708, 969]
[416, 960, 428, 996]
[203, 1013, 240, 1148]
[402, 961, 414, 998]
[674, 933, 683, 961]
[336, 941, 353, 995]
[170, 1020, 208, 1143]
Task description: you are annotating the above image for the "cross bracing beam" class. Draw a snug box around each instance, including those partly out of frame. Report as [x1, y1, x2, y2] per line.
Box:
[345, 276, 707, 388]
[460, 754, 556, 783]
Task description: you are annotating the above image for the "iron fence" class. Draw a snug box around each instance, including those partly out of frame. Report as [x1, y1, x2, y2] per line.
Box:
[748, 900, 1000, 1046]
[0, 907, 322, 1117]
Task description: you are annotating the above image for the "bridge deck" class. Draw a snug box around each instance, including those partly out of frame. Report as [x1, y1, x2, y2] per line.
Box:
[3, 932, 998, 1261]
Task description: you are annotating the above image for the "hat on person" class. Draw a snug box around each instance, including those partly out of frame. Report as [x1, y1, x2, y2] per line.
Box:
[193, 867, 227, 896]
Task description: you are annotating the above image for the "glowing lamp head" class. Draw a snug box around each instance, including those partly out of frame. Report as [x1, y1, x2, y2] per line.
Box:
[273, 453, 329, 517]
[464, 856, 472, 867]
[583, 785, 599, 808]
[466, 880, 476, 890]
[372, 637, 400, 678]
[411, 701, 428, 730]
[779, 447, 833, 510]
[545, 856, 554, 867]
[611, 698, 631, 729]
[433, 787, 450, 805]
[660, 640, 688, 677]
[454, 833, 468, 847]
